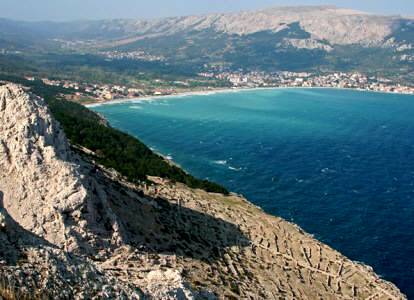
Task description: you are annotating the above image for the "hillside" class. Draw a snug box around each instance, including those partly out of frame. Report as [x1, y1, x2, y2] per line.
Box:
[75, 6, 399, 45]
[0, 6, 402, 45]
[0, 84, 407, 299]
[0, 6, 413, 78]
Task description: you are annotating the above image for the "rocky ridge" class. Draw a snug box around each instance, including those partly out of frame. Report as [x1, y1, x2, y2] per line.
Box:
[0, 83, 407, 299]
[72, 6, 405, 47]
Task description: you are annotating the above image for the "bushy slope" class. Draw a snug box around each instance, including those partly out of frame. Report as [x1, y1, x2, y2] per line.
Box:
[0, 75, 228, 194]
[48, 98, 229, 194]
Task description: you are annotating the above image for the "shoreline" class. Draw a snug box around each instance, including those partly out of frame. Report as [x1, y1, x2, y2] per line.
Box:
[85, 86, 414, 107]
[85, 86, 258, 107]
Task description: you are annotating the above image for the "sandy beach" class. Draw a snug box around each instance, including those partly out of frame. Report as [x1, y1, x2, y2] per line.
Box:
[85, 87, 259, 107]
[85, 86, 414, 108]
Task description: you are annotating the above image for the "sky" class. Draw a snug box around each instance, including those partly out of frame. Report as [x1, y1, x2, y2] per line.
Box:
[1, 0, 413, 22]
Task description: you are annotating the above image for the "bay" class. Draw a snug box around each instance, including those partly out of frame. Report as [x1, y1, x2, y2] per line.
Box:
[92, 88, 414, 297]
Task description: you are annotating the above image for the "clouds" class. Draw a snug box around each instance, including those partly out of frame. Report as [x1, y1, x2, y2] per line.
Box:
[0, 0, 412, 21]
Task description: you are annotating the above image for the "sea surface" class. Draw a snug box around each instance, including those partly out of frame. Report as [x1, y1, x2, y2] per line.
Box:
[92, 88, 414, 297]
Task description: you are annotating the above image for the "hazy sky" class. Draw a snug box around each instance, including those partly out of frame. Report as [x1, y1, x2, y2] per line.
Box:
[1, 0, 413, 22]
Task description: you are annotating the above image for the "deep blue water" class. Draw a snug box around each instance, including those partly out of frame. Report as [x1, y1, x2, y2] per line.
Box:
[92, 88, 414, 297]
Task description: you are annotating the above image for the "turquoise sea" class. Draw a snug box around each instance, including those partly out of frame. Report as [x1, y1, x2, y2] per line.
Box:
[92, 88, 414, 297]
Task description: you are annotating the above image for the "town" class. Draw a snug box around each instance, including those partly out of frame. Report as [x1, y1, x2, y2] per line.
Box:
[99, 50, 166, 62]
[22, 71, 414, 104]
[204, 71, 414, 94]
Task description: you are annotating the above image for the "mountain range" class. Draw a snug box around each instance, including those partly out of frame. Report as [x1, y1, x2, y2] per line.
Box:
[0, 6, 413, 76]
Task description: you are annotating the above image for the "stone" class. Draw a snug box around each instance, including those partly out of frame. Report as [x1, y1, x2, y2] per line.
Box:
[0, 211, 5, 229]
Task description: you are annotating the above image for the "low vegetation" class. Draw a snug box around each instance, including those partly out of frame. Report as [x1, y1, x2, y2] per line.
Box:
[0, 276, 42, 300]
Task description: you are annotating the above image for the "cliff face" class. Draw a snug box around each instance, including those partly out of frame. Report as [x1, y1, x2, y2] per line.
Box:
[0, 84, 407, 299]
[0, 84, 132, 254]
[0, 84, 191, 299]
[0, 84, 88, 247]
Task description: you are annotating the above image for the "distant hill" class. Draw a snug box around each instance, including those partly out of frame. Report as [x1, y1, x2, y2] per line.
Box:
[0, 6, 413, 76]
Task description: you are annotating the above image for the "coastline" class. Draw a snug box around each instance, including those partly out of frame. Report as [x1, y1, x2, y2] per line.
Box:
[85, 86, 414, 107]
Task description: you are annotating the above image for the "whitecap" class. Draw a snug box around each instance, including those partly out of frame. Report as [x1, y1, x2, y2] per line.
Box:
[321, 168, 336, 174]
[129, 105, 143, 110]
[213, 160, 227, 165]
[228, 166, 242, 171]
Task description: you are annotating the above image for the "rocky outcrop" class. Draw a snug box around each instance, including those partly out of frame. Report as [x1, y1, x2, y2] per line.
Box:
[0, 84, 196, 299]
[0, 84, 131, 255]
[0, 84, 407, 299]
[278, 38, 334, 52]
